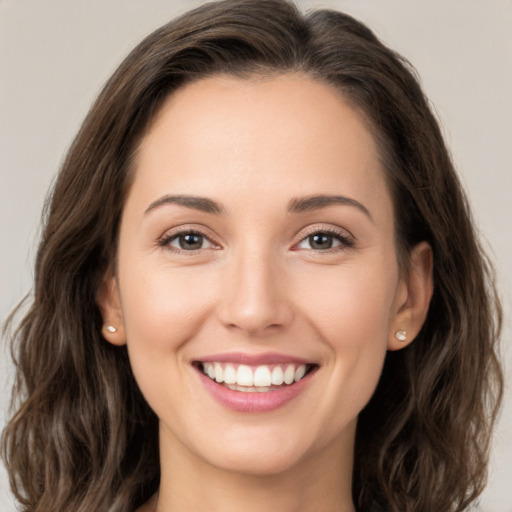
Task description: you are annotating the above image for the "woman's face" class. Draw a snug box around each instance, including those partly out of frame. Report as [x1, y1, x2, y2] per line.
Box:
[101, 74, 424, 476]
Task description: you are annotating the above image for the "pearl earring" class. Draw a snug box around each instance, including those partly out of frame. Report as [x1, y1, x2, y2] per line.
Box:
[105, 325, 117, 333]
[395, 330, 407, 342]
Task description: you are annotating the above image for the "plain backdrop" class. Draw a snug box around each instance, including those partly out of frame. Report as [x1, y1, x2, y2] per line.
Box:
[1, 1, 511, 510]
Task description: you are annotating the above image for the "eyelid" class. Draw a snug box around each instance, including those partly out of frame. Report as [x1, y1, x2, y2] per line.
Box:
[156, 223, 355, 253]
[291, 224, 356, 251]
[158, 224, 221, 252]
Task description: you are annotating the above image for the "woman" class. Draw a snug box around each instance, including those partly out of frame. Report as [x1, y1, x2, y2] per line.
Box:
[1, 1, 503, 511]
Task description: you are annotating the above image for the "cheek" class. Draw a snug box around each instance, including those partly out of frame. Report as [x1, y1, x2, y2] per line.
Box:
[117, 260, 219, 419]
[117, 256, 217, 387]
[292, 259, 397, 421]
[120, 258, 212, 339]
[295, 259, 398, 346]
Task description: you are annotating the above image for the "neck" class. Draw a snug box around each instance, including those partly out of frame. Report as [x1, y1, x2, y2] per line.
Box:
[153, 421, 357, 512]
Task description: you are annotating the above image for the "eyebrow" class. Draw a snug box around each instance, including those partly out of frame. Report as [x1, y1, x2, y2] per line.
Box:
[288, 195, 372, 221]
[144, 194, 224, 215]
[144, 193, 372, 221]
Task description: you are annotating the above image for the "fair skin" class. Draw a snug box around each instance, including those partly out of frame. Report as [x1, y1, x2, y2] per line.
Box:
[98, 73, 433, 512]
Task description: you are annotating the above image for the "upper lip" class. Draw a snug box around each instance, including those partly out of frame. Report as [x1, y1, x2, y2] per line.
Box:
[194, 351, 316, 366]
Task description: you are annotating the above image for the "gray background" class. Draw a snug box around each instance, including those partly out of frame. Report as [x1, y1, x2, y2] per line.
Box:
[1, 0, 511, 510]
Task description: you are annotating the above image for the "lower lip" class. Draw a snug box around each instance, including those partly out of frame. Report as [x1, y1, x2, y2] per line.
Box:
[195, 368, 315, 413]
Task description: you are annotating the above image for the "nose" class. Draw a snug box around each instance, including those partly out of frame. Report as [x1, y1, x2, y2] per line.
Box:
[216, 250, 294, 337]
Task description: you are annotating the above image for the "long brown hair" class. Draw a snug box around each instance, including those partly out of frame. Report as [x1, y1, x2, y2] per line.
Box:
[2, 1, 503, 511]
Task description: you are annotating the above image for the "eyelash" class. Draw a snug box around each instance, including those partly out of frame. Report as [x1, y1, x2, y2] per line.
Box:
[158, 228, 219, 254]
[158, 226, 355, 254]
[292, 227, 355, 253]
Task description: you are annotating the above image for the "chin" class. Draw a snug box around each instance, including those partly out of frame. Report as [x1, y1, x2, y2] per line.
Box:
[186, 421, 325, 477]
[208, 446, 306, 477]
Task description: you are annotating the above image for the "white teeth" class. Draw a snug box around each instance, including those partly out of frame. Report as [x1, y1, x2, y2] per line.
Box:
[294, 364, 306, 382]
[236, 365, 254, 386]
[214, 362, 224, 383]
[201, 362, 311, 389]
[283, 365, 295, 385]
[223, 364, 237, 384]
[271, 366, 284, 385]
[253, 366, 272, 387]
[226, 384, 270, 393]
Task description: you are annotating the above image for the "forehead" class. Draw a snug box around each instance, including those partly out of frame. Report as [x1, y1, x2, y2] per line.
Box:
[130, 73, 392, 219]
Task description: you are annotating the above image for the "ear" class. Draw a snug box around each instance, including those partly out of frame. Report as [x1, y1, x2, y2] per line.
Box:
[388, 241, 433, 351]
[96, 271, 127, 346]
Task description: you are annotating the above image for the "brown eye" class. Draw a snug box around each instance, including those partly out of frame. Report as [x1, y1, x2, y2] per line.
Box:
[294, 228, 355, 252]
[308, 234, 334, 250]
[165, 232, 214, 251]
[179, 233, 204, 250]
[297, 232, 343, 251]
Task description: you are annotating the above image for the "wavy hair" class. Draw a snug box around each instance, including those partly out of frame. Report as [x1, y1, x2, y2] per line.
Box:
[2, 1, 503, 511]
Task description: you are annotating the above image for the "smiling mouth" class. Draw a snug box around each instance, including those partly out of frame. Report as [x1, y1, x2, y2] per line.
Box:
[194, 361, 318, 393]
